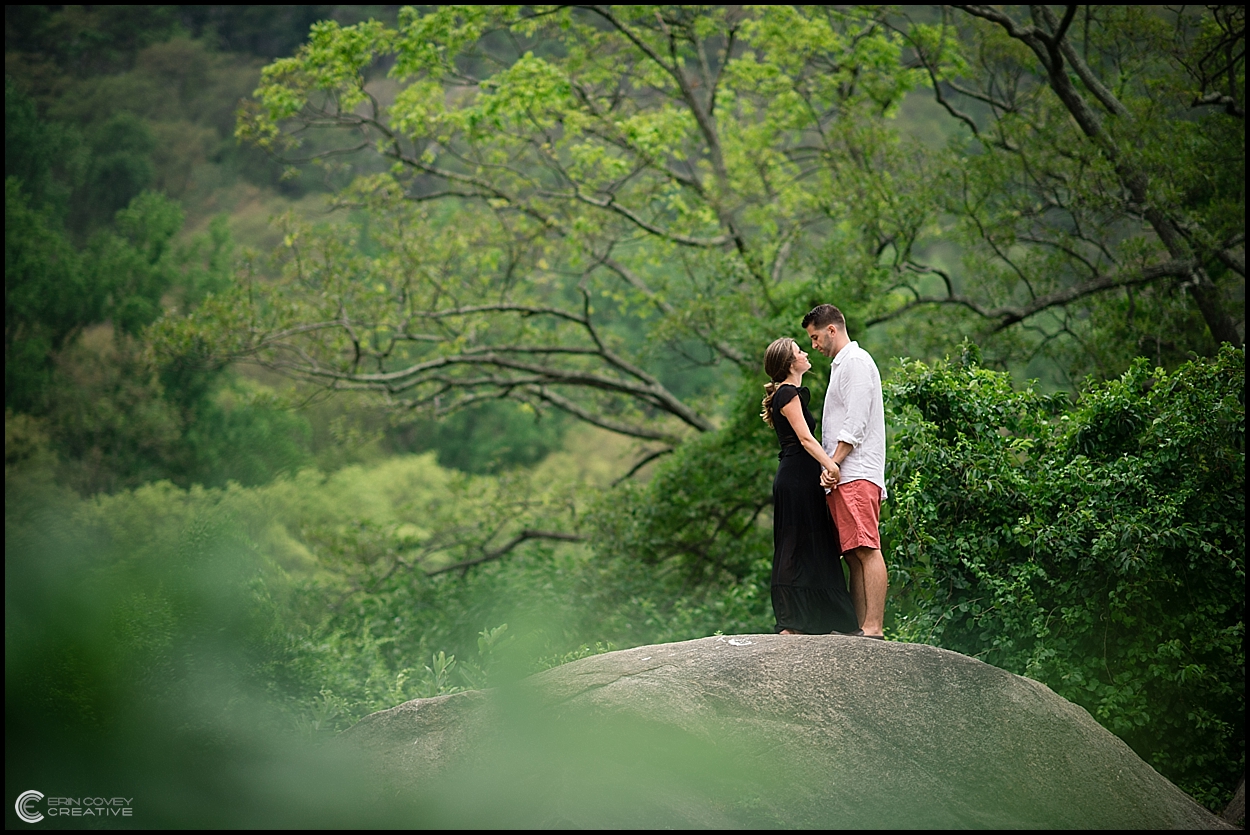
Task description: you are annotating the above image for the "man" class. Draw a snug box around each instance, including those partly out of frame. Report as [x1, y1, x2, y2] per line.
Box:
[802, 304, 888, 639]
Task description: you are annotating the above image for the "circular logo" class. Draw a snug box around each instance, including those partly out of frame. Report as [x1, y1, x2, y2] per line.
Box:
[15, 791, 44, 824]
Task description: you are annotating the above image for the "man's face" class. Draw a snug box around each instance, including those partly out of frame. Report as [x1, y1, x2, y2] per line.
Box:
[805, 323, 838, 358]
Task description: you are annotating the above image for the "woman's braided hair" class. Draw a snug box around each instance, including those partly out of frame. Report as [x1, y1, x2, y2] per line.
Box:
[761, 337, 798, 427]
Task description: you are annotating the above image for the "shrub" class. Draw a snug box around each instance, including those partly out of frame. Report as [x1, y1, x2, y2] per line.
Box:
[883, 345, 1245, 808]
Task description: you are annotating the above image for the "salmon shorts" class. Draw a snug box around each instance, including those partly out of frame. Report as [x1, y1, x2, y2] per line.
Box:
[826, 479, 882, 553]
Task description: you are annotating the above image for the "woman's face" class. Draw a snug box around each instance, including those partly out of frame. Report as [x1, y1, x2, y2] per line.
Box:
[791, 341, 811, 376]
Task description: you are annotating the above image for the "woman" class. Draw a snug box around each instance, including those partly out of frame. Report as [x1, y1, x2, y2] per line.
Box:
[761, 337, 859, 635]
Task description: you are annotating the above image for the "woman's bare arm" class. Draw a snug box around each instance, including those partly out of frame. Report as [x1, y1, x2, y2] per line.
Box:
[779, 396, 837, 474]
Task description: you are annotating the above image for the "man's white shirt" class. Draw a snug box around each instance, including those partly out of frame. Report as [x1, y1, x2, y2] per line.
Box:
[820, 340, 887, 498]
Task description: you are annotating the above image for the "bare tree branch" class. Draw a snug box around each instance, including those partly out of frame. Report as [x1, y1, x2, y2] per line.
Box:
[870, 258, 1198, 330]
[1216, 239, 1246, 277]
[426, 529, 585, 576]
[1193, 91, 1245, 119]
[611, 446, 675, 486]
[561, 188, 732, 247]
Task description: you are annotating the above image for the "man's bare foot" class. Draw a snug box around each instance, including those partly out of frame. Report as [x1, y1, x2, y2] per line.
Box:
[779, 628, 804, 635]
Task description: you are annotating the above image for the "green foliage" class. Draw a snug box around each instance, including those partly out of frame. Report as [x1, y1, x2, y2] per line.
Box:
[5, 6, 187, 75]
[5, 432, 776, 748]
[2, 450, 795, 827]
[226, 4, 1243, 413]
[5, 6, 390, 75]
[204, 6, 930, 440]
[387, 398, 569, 475]
[19, 343, 313, 495]
[883, 346, 1245, 807]
[5, 179, 89, 409]
[4, 77, 85, 214]
[7, 73, 200, 410]
[589, 382, 775, 583]
[7, 66, 313, 491]
[6, 161, 312, 492]
[4, 464, 428, 826]
[7, 7, 382, 240]
[76, 112, 157, 226]
[887, 5, 1244, 376]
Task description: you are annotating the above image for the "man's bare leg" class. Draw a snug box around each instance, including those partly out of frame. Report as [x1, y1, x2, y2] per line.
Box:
[855, 546, 888, 636]
[844, 552, 867, 629]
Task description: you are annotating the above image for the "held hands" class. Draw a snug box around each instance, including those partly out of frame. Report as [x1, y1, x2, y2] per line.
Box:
[820, 462, 840, 489]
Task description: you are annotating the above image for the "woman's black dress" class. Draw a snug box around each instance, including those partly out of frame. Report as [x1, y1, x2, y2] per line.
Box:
[769, 384, 859, 634]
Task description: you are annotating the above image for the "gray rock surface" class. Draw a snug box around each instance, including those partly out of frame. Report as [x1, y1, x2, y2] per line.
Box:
[344, 634, 1231, 828]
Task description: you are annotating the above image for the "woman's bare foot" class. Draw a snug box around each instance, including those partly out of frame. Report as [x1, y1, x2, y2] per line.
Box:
[779, 628, 805, 635]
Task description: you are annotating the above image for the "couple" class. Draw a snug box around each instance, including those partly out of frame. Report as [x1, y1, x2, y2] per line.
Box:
[761, 304, 888, 639]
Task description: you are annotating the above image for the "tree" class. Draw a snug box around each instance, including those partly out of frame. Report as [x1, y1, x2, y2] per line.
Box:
[173, 5, 926, 448]
[5, 181, 85, 410]
[885, 5, 1244, 376]
[5, 177, 186, 410]
[171, 4, 1244, 444]
[5, 79, 188, 410]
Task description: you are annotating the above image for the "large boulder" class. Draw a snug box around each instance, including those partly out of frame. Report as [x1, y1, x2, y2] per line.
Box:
[343, 635, 1231, 829]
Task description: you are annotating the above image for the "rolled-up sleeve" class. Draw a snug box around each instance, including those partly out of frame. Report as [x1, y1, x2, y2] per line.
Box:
[835, 357, 873, 447]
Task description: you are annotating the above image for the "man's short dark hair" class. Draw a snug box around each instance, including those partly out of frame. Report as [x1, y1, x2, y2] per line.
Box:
[802, 304, 846, 331]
